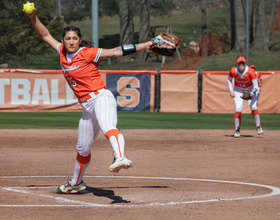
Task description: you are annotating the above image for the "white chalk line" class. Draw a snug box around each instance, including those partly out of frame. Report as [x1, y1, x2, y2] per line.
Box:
[1, 175, 280, 208]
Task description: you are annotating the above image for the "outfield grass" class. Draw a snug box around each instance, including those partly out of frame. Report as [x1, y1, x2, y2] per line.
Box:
[0, 112, 279, 130]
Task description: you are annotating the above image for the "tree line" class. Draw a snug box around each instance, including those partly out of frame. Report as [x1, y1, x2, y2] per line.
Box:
[229, 0, 277, 53]
[0, 0, 174, 65]
[0, 0, 64, 65]
[0, 0, 278, 66]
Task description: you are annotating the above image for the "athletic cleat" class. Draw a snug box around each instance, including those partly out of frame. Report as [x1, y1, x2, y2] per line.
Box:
[257, 126, 264, 135]
[233, 130, 240, 138]
[56, 179, 86, 194]
[109, 157, 132, 173]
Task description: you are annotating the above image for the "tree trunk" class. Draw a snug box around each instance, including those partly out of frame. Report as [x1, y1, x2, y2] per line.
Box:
[229, 0, 235, 49]
[119, 0, 134, 45]
[201, 0, 209, 57]
[232, 0, 246, 53]
[201, 0, 207, 35]
[249, 0, 254, 44]
[139, 0, 150, 43]
[266, 0, 276, 45]
[252, 0, 268, 52]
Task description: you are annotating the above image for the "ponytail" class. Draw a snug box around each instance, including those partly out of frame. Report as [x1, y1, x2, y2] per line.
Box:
[80, 39, 95, 48]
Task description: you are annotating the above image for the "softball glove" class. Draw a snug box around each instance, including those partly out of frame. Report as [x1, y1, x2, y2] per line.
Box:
[241, 90, 253, 100]
[150, 33, 179, 56]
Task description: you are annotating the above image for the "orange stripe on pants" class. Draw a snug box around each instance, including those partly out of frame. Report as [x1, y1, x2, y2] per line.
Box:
[234, 112, 242, 131]
[252, 109, 259, 115]
[106, 129, 122, 158]
[75, 153, 91, 186]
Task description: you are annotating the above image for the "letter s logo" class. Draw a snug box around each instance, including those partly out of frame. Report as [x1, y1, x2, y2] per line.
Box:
[117, 77, 140, 107]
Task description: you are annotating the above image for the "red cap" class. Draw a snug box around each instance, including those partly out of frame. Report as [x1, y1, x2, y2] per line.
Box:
[236, 57, 246, 64]
[250, 65, 256, 69]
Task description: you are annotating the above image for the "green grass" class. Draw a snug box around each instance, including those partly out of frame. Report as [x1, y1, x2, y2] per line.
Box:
[0, 112, 279, 130]
[198, 51, 280, 71]
[0, 112, 80, 129]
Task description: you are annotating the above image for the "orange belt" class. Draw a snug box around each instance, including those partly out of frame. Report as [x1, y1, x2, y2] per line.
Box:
[79, 88, 107, 103]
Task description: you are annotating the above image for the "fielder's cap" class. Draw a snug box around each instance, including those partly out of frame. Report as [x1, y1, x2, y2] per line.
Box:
[250, 65, 256, 69]
[236, 56, 246, 64]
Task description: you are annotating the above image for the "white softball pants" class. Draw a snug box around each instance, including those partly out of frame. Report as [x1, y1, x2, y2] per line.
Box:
[77, 88, 118, 156]
[233, 85, 258, 112]
[70, 89, 126, 186]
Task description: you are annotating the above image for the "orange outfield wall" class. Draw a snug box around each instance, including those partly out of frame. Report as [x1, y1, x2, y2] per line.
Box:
[1, 69, 279, 113]
[202, 71, 280, 113]
[160, 70, 198, 113]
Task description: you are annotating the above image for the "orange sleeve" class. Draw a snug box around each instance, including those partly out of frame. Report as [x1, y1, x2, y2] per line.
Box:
[83, 47, 100, 63]
[249, 68, 257, 80]
[228, 67, 235, 78]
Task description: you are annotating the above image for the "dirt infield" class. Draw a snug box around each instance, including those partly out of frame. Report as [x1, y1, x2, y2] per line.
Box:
[1, 129, 280, 219]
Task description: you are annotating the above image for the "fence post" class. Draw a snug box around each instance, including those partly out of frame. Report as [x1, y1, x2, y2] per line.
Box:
[154, 69, 161, 112]
[198, 69, 203, 113]
[158, 70, 161, 112]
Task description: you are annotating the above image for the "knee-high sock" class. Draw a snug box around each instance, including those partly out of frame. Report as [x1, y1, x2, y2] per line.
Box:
[71, 153, 91, 186]
[106, 129, 124, 159]
[252, 109, 261, 127]
[234, 112, 242, 131]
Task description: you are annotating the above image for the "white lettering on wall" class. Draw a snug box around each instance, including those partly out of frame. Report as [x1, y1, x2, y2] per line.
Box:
[66, 82, 78, 105]
[0, 77, 78, 106]
[31, 79, 50, 105]
[51, 79, 65, 105]
[11, 79, 31, 105]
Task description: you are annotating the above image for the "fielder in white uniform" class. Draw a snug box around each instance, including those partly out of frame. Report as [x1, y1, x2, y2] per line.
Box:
[227, 56, 263, 138]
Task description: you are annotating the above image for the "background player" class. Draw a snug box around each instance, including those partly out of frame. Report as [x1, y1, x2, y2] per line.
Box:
[227, 56, 263, 138]
[250, 64, 263, 101]
[25, 2, 153, 193]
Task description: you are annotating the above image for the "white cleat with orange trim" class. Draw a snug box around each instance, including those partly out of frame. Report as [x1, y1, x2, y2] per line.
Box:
[257, 126, 264, 135]
[109, 157, 132, 173]
[57, 179, 86, 194]
[233, 130, 240, 138]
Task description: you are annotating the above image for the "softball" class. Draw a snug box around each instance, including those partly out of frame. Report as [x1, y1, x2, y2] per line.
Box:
[23, 2, 34, 14]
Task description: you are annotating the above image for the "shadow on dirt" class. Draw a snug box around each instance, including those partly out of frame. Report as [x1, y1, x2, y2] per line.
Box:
[83, 185, 169, 204]
[85, 186, 131, 204]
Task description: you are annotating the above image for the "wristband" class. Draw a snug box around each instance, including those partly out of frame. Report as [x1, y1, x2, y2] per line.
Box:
[121, 44, 136, 56]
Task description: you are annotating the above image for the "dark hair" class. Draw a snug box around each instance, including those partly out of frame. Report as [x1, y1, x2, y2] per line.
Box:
[61, 26, 94, 48]
[80, 39, 95, 48]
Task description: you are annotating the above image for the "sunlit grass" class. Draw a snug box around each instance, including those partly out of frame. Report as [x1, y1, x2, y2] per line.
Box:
[0, 112, 279, 129]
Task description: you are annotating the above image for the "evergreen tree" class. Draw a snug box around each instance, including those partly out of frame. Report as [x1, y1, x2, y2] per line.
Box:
[0, 0, 63, 64]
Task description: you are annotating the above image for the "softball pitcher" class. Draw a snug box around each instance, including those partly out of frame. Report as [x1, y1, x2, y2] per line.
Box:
[227, 56, 263, 138]
[25, 3, 153, 193]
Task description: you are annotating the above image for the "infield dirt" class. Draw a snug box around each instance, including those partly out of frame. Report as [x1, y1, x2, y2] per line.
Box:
[0, 129, 279, 219]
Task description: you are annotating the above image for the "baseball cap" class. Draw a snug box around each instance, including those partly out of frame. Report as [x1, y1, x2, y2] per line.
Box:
[236, 56, 246, 64]
[250, 65, 256, 69]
